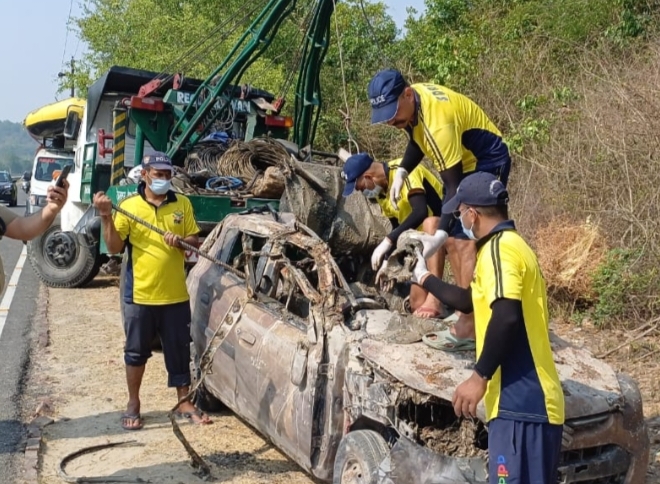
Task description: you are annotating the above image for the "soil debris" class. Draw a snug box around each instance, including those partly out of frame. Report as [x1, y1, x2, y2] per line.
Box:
[419, 418, 487, 459]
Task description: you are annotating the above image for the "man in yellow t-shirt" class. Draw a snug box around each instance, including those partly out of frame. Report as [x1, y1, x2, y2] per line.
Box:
[368, 68, 512, 343]
[411, 172, 564, 484]
[93, 152, 212, 431]
[342, 152, 447, 318]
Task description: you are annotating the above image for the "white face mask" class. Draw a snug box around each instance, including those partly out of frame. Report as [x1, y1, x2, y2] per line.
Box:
[363, 180, 383, 199]
[460, 209, 478, 240]
[147, 176, 171, 195]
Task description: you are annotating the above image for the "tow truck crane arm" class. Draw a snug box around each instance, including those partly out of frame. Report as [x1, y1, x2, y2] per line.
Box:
[131, 0, 336, 161]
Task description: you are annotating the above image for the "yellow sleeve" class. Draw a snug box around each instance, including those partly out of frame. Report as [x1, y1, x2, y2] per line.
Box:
[477, 236, 523, 306]
[113, 202, 131, 241]
[183, 198, 201, 237]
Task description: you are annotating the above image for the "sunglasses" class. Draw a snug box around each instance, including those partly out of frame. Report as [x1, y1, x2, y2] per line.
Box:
[452, 207, 479, 219]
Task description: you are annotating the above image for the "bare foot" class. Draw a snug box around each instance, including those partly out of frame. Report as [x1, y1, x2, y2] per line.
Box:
[450, 313, 476, 339]
[413, 294, 444, 319]
[175, 400, 213, 425]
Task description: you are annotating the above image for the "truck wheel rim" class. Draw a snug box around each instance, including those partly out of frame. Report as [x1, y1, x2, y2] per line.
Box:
[44, 231, 78, 268]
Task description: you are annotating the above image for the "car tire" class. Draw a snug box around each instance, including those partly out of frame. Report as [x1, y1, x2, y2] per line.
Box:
[9, 192, 17, 207]
[190, 343, 226, 413]
[332, 430, 390, 484]
[27, 225, 101, 288]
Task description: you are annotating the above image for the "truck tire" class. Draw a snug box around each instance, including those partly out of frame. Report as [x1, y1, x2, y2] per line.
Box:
[28, 225, 100, 288]
[333, 430, 389, 484]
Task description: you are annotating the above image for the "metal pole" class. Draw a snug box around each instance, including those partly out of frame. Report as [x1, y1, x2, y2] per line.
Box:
[110, 202, 245, 277]
[70, 57, 75, 97]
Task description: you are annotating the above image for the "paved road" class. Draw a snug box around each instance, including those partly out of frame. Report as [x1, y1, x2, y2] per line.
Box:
[0, 189, 41, 483]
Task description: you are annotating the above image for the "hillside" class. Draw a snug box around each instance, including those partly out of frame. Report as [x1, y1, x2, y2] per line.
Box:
[0, 120, 37, 174]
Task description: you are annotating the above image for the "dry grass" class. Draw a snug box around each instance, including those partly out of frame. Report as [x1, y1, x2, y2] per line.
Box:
[533, 218, 608, 303]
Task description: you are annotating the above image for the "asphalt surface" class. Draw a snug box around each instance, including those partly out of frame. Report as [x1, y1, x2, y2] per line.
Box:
[0, 190, 41, 483]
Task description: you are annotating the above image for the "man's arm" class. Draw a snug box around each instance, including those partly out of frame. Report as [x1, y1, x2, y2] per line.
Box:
[387, 193, 428, 243]
[420, 273, 473, 313]
[474, 298, 523, 379]
[100, 214, 125, 254]
[438, 163, 463, 233]
[398, 140, 425, 174]
[92, 192, 125, 254]
[5, 183, 68, 241]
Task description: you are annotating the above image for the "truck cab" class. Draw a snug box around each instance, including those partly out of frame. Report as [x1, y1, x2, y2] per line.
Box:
[27, 149, 75, 215]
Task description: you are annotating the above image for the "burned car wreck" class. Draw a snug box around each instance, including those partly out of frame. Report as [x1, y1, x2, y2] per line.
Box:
[187, 211, 650, 484]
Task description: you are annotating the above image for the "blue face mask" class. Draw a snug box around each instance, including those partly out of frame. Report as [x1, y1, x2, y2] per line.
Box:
[460, 210, 478, 240]
[148, 178, 171, 195]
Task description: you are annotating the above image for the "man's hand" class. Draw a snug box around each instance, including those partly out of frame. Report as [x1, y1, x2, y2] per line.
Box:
[452, 371, 488, 418]
[411, 248, 431, 285]
[93, 192, 113, 217]
[44, 180, 69, 214]
[164, 231, 182, 248]
[371, 238, 393, 271]
[409, 229, 449, 258]
[389, 167, 409, 210]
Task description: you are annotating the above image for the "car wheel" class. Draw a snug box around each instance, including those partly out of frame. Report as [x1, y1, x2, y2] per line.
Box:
[9, 192, 17, 207]
[333, 430, 390, 484]
[190, 342, 226, 413]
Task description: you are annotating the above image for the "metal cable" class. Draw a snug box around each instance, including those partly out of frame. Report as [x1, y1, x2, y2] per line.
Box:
[111, 202, 246, 278]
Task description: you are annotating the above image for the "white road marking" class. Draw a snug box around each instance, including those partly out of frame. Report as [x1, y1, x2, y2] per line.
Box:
[0, 245, 28, 340]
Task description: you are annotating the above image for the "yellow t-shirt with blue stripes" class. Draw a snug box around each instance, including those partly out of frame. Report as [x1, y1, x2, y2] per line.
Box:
[471, 222, 565, 425]
[407, 83, 509, 174]
[376, 159, 443, 226]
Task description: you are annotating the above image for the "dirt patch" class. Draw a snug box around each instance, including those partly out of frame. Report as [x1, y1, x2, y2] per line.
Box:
[23, 277, 315, 484]
[419, 419, 487, 459]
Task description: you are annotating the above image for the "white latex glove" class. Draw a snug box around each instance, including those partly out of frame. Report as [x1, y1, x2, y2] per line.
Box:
[371, 238, 393, 271]
[412, 249, 431, 285]
[389, 167, 409, 210]
[409, 229, 449, 258]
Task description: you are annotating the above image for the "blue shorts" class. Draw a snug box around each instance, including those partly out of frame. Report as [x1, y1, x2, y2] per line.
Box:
[448, 160, 512, 240]
[488, 418, 563, 484]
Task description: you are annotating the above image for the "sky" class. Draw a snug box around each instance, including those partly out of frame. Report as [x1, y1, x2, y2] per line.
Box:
[0, 0, 426, 124]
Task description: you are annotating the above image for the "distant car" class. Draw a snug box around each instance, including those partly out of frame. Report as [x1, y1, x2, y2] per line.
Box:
[0, 171, 18, 207]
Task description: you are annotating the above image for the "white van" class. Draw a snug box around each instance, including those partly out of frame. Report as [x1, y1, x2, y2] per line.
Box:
[27, 149, 75, 214]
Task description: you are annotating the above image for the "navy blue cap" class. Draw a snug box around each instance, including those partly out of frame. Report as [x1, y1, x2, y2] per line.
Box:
[368, 69, 407, 124]
[442, 172, 509, 214]
[341, 153, 374, 196]
[142, 151, 174, 171]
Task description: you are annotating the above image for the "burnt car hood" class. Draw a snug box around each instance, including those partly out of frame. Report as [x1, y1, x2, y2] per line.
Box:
[358, 311, 623, 420]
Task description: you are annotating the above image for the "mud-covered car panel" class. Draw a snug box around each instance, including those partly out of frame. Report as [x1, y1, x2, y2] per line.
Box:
[359, 332, 623, 421]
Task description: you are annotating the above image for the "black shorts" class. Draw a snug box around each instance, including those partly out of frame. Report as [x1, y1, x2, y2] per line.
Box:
[122, 301, 192, 388]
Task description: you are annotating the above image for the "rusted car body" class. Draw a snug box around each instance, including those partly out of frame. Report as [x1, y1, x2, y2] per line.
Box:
[187, 213, 650, 484]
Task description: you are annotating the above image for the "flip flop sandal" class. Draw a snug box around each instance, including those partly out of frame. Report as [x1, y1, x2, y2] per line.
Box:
[174, 409, 213, 425]
[120, 413, 144, 431]
[422, 329, 476, 352]
[441, 312, 460, 324]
